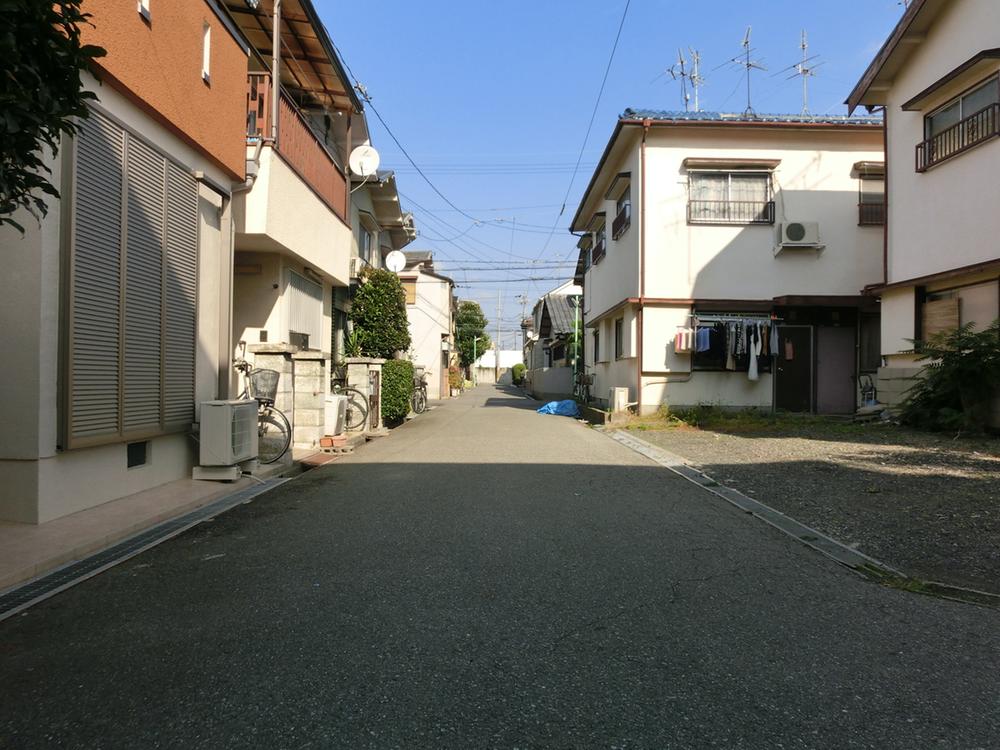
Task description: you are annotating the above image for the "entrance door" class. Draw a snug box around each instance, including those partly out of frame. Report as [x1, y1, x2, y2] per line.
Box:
[816, 327, 856, 414]
[775, 325, 812, 412]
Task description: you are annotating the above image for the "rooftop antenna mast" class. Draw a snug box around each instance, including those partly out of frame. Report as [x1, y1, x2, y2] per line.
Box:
[773, 30, 824, 115]
[736, 27, 767, 117]
[667, 49, 691, 112]
[689, 48, 704, 112]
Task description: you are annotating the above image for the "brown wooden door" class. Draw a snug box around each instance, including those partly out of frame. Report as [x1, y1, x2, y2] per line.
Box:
[775, 326, 812, 412]
[816, 327, 856, 414]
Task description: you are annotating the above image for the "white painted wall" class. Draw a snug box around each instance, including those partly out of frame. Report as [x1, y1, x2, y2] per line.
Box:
[0, 75, 234, 523]
[234, 146, 352, 286]
[643, 128, 884, 300]
[406, 269, 452, 400]
[883, 0, 1000, 286]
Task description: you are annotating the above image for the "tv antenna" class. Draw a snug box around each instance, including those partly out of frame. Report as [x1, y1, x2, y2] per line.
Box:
[773, 30, 824, 115]
[716, 27, 766, 116]
[665, 48, 705, 112]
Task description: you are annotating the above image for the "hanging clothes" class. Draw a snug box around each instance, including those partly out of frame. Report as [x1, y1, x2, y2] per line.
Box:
[725, 322, 737, 370]
[748, 323, 762, 381]
[695, 326, 712, 352]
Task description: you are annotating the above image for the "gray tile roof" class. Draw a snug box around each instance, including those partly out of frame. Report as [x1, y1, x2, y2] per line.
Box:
[622, 109, 883, 126]
[541, 294, 581, 337]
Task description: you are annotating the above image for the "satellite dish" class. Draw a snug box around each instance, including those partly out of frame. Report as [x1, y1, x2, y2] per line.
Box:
[349, 145, 380, 178]
[385, 250, 406, 273]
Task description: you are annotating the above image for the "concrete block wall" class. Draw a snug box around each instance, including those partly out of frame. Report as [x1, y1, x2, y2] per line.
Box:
[876, 366, 923, 410]
[292, 352, 328, 449]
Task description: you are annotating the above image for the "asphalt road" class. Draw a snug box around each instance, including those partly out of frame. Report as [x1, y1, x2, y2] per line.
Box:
[2, 385, 998, 748]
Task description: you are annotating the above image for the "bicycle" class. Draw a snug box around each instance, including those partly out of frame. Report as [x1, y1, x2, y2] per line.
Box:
[411, 371, 429, 414]
[233, 344, 291, 464]
[330, 378, 369, 431]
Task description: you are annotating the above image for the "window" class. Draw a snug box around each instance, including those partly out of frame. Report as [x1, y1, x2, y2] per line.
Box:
[919, 76, 1000, 170]
[401, 279, 417, 305]
[67, 108, 198, 448]
[919, 281, 1000, 338]
[359, 227, 373, 264]
[614, 318, 624, 359]
[612, 184, 631, 240]
[288, 270, 323, 349]
[687, 171, 774, 224]
[593, 330, 600, 363]
[858, 178, 885, 225]
[201, 23, 211, 83]
[137, 0, 150, 20]
[590, 215, 607, 263]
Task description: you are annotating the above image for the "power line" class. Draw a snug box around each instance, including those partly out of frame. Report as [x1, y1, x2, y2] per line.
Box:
[534, 0, 632, 261]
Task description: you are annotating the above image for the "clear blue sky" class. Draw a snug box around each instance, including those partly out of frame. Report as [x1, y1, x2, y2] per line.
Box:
[317, 1, 904, 348]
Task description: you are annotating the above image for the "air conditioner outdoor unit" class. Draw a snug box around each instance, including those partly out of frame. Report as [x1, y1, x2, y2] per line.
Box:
[610, 387, 630, 413]
[349, 256, 369, 279]
[778, 221, 823, 250]
[198, 400, 258, 466]
[325, 394, 347, 436]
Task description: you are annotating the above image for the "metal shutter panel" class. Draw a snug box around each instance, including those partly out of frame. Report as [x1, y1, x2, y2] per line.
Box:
[288, 270, 323, 346]
[70, 111, 124, 440]
[163, 163, 198, 426]
[123, 137, 164, 432]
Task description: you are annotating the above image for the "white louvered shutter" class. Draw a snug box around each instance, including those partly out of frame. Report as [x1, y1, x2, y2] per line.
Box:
[163, 163, 198, 427]
[70, 111, 124, 441]
[288, 270, 323, 346]
[123, 136, 164, 432]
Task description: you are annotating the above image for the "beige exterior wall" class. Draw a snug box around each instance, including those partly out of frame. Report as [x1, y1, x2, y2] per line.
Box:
[883, 0, 1000, 287]
[0, 76, 235, 523]
[406, 270, 453, 401]
[233, 146, 352, 286]
[643, 127, 883, 300]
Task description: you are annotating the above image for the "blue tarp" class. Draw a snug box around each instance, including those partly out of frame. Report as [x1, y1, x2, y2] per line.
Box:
[537, 400, 580, 417]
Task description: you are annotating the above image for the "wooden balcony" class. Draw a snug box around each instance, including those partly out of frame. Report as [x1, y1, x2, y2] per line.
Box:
[246, 73, 348, 224]
[858, 201, 885, 226]
[916, 102, 1000, 172]
[687, 200, 775, 225]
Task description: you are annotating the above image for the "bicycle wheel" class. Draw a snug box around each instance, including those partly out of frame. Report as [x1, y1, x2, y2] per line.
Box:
[257, 407, 291, 464]
[412, 389, 427, 414]
[341, 387, 369, 430]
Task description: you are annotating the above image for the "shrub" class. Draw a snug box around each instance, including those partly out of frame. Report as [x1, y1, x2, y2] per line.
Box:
[350, 268, 411, 359]
[448, 364, 463, 390]
[511, 362, 526, 385]
[381, 359, 414, 425]
[899, 319, 1000, 433]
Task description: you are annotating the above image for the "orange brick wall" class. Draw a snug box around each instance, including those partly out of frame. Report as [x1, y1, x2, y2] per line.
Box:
[82, 0, 247, 180]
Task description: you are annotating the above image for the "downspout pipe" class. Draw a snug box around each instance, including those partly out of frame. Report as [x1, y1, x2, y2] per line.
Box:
[271, 0, 282, 144]
[637, 119, 651, 414]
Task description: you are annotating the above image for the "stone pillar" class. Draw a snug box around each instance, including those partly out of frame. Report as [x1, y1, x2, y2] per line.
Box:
[344, 357, 385, 431]
[247, 343, 296, 417]
[291, 350, 329, 450]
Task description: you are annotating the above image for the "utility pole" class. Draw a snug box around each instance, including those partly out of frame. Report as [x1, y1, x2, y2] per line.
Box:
[495, 289, 502, 383]
[515, 293, 530, 352]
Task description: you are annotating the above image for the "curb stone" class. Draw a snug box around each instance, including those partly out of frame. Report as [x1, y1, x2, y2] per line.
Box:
[601, 427, 1000, 608]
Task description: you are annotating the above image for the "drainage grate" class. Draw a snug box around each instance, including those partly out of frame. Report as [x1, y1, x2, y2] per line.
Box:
[0, 478, 288, 622]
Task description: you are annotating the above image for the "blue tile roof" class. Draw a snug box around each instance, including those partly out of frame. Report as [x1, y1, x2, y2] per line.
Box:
[622, 109, 883, 126]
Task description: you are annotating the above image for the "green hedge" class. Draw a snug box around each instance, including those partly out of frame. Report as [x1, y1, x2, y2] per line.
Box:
[381, 359, 415, 425]
[511, 362, 526, 385]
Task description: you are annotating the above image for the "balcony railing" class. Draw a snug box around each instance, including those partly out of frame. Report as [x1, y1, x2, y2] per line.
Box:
[858, 201, 886, 226]
[591, 238, 606, 264]
[246, 73, 348, 223]
[916, 102, 1000, 172]
[612, 204, 631, 240]
[687, 200, 775, 225]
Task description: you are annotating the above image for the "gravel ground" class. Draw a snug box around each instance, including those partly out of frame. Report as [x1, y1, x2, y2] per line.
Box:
[626, 422, 1000, 594]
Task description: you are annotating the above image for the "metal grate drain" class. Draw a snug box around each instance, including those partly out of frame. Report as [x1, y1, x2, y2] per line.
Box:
[0, 478, 288, 622]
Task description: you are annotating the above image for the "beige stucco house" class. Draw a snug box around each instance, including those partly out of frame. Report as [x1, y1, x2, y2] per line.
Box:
[847, 0, 1000, 411]
[0, 0, 249, 523]
[571, 111, 885, 415]
[400, 252, 456, 401]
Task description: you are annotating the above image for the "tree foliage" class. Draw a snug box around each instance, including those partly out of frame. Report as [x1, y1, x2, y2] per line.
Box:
[455, 300, 491, 368]
[381, 359, 414, 425]
[350, 268, 411, 359]
[1, 1, 106, 232]
[899, 319, 1000, 433]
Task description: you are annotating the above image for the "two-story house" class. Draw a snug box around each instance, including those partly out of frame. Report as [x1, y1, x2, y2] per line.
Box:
[523, 282, 583, 402]
[847, 0, 1000, 413]
[0, 0, 249, 524]
[400, 251, 456, 401]
[571, 111, 885, 415]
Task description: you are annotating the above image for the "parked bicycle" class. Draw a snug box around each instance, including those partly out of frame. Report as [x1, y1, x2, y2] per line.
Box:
[412, 371, 429, 414]
[330, 378, 370, 431]
[233, 343, 291, 464]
